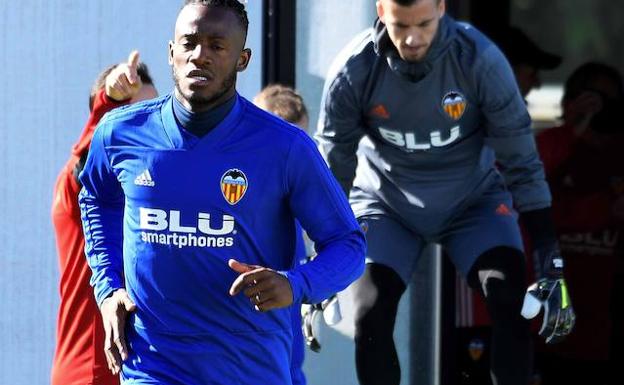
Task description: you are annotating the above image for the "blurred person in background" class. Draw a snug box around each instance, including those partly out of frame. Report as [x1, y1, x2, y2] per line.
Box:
[254, 84, 309, 130]
[492, 26, 561, 99]
[253, 83, 310, 385]
[455, 26, 563, 384]
[51, 50, 157, 385]
[316, 0, 574, 384]
[534, 61, 624, 385]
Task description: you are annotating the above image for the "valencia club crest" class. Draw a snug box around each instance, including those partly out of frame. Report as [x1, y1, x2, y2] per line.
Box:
[221, 169, 248, 205]
[442, 91, 467, 120]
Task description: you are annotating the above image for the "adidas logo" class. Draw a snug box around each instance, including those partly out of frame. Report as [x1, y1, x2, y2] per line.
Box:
[495, 203, 511, 216]
[370, 104, 390, 119]
[134, 169, 155, 187]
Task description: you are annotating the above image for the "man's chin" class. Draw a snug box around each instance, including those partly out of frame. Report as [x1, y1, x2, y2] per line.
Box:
[187, 94, 215, 107]
[400, 53, 425, 63]
[398, 47, 427, 62]
[180, 86, 212, 102]
[187, 90, 231, 111]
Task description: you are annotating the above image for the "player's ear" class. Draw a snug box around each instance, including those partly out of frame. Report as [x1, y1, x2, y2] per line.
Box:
[168, 41, 174, 66]
[237, 48, 252, 72]
[438, 0, 446, 18]
[376, 1, 385, 23]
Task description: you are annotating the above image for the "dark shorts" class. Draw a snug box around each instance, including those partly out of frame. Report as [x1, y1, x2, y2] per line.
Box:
[359, 185, 523, 284]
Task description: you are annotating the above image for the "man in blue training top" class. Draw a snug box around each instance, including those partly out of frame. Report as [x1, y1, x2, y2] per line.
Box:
[317, 1, 574, 384]
[79, 1, 366, 384]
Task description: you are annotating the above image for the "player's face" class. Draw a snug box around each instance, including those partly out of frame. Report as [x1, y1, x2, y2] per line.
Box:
[377, 0, 445, 62]
[169, 5, 251, 112]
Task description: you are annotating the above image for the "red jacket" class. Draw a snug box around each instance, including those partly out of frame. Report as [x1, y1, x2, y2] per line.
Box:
[456, 125, 623, 361]
[51, 90, 125, 385]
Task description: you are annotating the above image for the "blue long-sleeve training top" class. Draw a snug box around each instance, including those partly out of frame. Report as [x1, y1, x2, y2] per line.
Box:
[78, 93, 365, 383]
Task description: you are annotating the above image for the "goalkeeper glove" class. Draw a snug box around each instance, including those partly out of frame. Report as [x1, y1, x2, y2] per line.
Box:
[521, 249, 576, 344]
[302, 294, 342, 352]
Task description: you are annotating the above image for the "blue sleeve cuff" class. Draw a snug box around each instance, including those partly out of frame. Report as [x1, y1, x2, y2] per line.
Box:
[280, 270, 307, 305]
[94, 276, 124, 307]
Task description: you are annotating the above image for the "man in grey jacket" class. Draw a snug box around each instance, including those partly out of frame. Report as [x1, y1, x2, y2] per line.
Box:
[316, 1, 575, 384]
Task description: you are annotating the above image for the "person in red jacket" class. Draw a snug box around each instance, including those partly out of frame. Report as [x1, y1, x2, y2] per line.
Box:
[533, 61, 624, 385]
[51, 50, 157, 385]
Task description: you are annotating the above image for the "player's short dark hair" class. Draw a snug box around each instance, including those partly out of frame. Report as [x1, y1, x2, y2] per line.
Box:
[390, 0, 442, 6]
[88, 62, 154, 111]
[254, 84, 308, 125]
[563, 62, 624, 102]
[183, 0, 249, 36]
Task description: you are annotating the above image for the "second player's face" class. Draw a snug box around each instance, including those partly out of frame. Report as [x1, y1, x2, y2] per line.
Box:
[169, 5, 250, 112]
[377, 0, 445, 62]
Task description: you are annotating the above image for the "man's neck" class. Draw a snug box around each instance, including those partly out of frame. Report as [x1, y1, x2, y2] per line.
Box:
[172, 92, 237, 137]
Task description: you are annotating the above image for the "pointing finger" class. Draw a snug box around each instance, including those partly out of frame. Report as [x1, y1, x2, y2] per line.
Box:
[127, 50, 140, 84]
[128, 50, 140, 67]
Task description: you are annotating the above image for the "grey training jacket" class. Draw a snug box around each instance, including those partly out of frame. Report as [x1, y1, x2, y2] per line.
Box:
[316, 16, 550, 234]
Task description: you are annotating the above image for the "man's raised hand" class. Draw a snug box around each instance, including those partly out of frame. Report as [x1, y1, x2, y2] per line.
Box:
[105, 50, 142, 102]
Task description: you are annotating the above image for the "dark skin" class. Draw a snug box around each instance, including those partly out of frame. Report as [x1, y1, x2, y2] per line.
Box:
[100, 5, 293, 375]
[168, 4, 251, 112]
